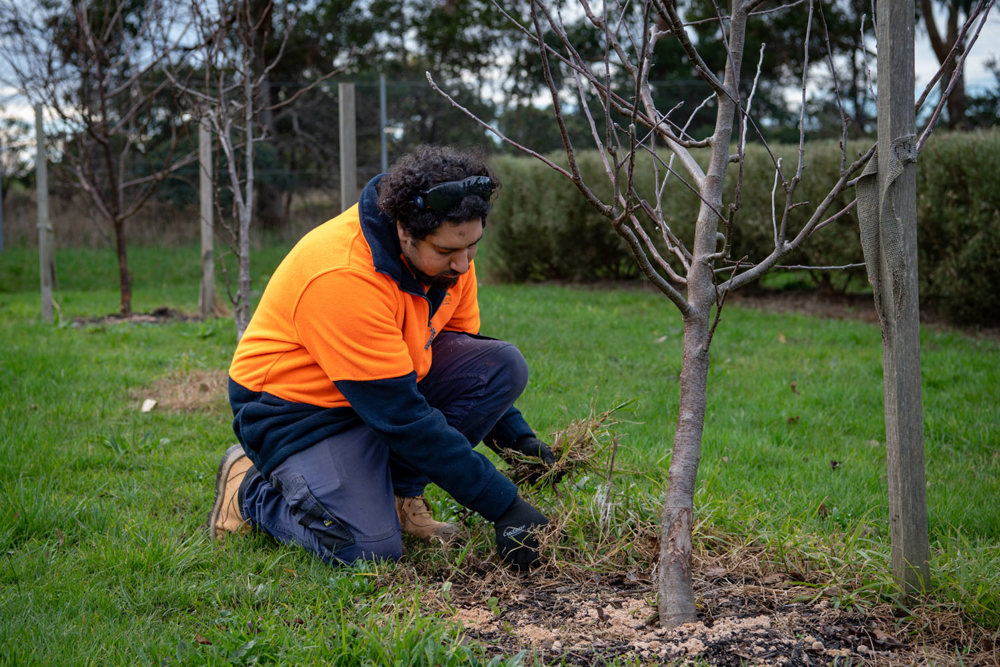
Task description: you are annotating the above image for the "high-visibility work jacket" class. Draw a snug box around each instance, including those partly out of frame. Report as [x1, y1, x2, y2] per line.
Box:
[228, 175, 527, 521]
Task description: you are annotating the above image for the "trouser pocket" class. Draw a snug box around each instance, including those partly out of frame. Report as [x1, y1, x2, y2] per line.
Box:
[270, 471, 355, 555]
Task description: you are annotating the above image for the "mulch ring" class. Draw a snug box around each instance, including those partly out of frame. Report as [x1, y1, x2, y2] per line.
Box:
[395, 553, 998, 667]
[72, 306, 200, 326]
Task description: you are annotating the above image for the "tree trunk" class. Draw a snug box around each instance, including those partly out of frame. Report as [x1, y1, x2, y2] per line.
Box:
[235, 57, 256, 339]
[236, 211, 252, 337]
[657, 0, 747, 628]
[115, 217, 132, 315]
[658, 306, 713, 627]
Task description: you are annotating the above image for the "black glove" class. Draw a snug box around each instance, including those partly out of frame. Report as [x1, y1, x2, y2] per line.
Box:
[494, 495, 549, 570]
[486, 434, 556, 466]
[513, 435, 556, 466]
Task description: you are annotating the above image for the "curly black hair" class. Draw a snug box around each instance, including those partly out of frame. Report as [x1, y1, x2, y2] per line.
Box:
[376, 145, 500, 239]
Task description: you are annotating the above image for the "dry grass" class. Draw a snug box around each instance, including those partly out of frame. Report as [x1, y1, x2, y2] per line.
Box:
[135, 368, 229, 414]
[504, 401, 631, 488]
[3, 190, 205, 247]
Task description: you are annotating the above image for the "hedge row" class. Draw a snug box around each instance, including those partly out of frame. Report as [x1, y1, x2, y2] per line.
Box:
[486, 130, 1000, 326]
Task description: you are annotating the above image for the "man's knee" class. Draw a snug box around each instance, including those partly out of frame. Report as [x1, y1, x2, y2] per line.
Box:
[489, 341, 529, 398]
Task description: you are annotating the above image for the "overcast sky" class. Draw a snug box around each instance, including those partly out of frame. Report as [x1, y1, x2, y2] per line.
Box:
[915, 7, 999, 92]
[3, 9, 998, 125]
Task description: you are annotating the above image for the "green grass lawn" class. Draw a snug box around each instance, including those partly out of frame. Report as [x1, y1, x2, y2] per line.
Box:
[1, 244, 998, 664]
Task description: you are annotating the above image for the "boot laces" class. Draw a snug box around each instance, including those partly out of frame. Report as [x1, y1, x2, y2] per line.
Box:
[404, 496, 433, 520]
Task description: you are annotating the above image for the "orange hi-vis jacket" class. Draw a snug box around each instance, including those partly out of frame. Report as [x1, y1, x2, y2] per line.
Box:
[227, 175, 525, 521]
[229, 207, 480, 408]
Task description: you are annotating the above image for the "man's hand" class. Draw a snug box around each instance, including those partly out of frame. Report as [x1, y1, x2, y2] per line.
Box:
[512, 435, 556, 465]
[493, 496, 548, 570]
[497, 435, 556, 466]
[484, 434, 559, 485]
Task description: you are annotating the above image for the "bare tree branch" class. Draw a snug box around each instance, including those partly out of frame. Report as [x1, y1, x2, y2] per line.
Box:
[425, 73, 572, 180]
[916, 0, 995, 150]
[0, 0, 198, 314]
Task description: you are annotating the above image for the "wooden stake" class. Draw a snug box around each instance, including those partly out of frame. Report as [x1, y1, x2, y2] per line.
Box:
[35, 104, 54, 322]
[198, 119, 215, 319]
[876, 0, 931, 597]
[339, 83, 357, 211]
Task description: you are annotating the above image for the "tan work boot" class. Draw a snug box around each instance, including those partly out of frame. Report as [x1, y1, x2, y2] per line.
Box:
[207, 444, 254, 540]
[395, 495, 460, 543]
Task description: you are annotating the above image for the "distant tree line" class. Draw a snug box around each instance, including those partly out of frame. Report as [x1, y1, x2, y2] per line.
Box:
[0, 0, 996, 311]
[4, 0, 997, 224]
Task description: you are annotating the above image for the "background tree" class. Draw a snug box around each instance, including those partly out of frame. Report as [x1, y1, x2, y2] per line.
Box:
[488, 0, 880, 155]
[0, 0, 195, 315]
[431, 0, 995, 627]
[0, 116, 34, 196]
[353, 0, 517, 158]
[249, 0, 371, 221]
[680, 0, 877, 139]
[966, 56, 1000, 126]
[198, 0, 521, 226]
[918, 0, 977, 128]
[167, 0, 340, 337]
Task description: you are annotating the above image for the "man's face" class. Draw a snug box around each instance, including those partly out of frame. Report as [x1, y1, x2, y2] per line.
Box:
[397, 218, 483, 290]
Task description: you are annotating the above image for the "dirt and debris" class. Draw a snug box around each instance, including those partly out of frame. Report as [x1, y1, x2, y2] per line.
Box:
[730, 289, 1000, 341]
[729, 290, 881, 326]
[134, 368, 229, 413]
[396, 557, 999, 667]
[73, 306, 199, 326]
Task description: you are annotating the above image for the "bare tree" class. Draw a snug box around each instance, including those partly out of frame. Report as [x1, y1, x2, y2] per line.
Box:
[429, 0, 995, 628]
[0, 116, 33, 194]
[165, 0, 341, 337]
[919, 0, 976, 128]
[0, 0, 196, 315]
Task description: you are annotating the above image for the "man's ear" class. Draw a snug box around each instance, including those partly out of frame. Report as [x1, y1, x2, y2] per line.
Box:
[397, 221, 418, 248]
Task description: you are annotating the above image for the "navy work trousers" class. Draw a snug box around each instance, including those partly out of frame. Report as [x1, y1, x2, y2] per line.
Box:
[238, 332, 529, 564]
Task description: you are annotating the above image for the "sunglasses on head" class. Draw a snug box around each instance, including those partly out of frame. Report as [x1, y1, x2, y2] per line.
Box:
[414, 176, 495, 213]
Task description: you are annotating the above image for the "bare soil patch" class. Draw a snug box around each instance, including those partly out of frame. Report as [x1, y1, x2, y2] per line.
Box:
[730, 290, 880, 326]
[399, 552, 998, 666]
[730, 289, 1000, 341]
[135, 368, 229, 413]
[72, 306, 199, 326]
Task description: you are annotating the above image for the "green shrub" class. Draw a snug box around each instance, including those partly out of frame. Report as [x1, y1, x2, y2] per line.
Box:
[727, 141, 868, 293]
[489, 142, 867, 290]
[489, 153, 644, 281]
[916, 130, 1000, 324]
[487, 131, 1000, 326]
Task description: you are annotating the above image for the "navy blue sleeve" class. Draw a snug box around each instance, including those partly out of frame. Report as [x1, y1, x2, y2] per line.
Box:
[484, 406, 536, 450]
[335, 374, 519, 522]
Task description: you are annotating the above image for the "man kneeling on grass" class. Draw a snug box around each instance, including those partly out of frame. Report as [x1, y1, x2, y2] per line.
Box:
[207, 145, 554, 570]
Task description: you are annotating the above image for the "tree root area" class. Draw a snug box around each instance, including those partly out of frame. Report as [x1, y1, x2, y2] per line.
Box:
[425, 568, 996, 666]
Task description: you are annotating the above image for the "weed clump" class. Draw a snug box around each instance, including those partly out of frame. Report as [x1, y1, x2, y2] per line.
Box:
[502, 401, 630, 488]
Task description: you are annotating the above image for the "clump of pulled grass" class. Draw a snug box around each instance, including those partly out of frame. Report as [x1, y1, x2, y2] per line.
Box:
[502, 400, 633, 488]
